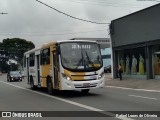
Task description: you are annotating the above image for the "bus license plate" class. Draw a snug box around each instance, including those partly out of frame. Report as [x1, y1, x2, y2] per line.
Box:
[83, 83, 90, 87]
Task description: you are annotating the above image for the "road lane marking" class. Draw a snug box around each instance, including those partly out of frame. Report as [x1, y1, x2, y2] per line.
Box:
[0, 81, 134, 120]
[128, 95, 158, 100]
[106, 86, 160, 93]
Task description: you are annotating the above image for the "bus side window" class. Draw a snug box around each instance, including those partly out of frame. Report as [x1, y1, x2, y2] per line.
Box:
[41, 48, 50, 65]
[29, 53, 35, 67]
[40, 51, 43, 65]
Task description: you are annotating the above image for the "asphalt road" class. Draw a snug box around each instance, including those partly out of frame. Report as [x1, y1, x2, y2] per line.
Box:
[0, 74, 160, 120]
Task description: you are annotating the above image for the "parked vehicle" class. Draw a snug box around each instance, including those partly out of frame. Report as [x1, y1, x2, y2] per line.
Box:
[7, 71, 22, 82]
[104, 65, 111, 73]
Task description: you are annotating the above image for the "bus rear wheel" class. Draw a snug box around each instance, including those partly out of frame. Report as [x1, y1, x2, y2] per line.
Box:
[47, 79, 53, 95]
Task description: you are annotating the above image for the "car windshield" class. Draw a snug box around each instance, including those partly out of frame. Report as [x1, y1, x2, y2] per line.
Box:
[60, 42, 102, 71]
[10, 71, 20, 76]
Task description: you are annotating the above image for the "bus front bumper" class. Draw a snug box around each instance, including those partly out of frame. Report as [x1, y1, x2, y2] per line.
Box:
[61, 76, 105, 90]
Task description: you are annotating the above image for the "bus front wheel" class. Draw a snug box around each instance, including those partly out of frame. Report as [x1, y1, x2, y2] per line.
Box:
[81, 89, 90, 94]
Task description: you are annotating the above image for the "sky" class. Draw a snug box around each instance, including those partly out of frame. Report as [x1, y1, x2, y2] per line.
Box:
[0, 0, 159, 47]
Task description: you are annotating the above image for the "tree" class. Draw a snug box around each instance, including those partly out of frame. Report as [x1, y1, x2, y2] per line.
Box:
[0, 38, 35, 72]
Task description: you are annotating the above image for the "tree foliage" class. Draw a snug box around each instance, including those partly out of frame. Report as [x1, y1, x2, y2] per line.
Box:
[0, 38, 35, 72]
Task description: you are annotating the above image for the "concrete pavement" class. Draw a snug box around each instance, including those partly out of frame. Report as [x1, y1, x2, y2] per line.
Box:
[105, 73, 160, 91]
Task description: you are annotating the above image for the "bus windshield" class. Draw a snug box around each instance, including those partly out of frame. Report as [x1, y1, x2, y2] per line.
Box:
[60, 42, 103, 71]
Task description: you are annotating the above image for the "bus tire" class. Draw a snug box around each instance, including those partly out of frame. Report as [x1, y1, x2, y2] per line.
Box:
[47, 79, 53, 95]
[30, 76, 36, 90]
[81, 89, 90, 94]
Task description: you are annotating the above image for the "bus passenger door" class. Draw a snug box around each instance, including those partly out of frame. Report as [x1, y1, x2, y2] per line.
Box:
[36, 55, 40, 85]
[27, 58, 30, 84]
[53, 51, 59, 89]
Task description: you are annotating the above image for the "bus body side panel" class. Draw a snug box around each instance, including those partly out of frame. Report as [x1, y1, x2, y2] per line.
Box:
[41, 65, 49, 87]
[29, 66, 36, 83]
[41, 45, 54, 88]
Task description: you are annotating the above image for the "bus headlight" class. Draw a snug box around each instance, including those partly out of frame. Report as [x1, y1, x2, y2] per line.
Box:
[98, 72, 104, 80]
[61, 73, 71, 81]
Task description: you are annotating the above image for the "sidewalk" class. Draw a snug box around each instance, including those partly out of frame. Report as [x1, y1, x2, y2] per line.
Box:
[105, 73, 160, 91]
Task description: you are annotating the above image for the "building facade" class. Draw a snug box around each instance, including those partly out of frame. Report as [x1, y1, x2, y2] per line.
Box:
[110, 4, 160, 80]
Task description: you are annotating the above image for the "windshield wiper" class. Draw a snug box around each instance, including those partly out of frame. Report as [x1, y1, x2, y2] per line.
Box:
[75, 49, 84, 69]
[85, 51, 95, 69]
[96, 55, 101, 64]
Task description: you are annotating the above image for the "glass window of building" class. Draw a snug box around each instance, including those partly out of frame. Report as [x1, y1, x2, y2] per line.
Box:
[153, 45, 160, 79]
[118, 47, 146, 78]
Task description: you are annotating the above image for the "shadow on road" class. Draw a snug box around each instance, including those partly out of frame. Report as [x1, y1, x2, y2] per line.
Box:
[28, 87, 100, 98]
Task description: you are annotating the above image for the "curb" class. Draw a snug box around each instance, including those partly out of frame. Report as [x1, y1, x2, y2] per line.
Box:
[105, 86, 160, 93]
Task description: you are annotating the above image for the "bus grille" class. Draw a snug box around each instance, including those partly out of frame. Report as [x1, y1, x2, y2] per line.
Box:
[74, 83, 98, 88]
[73, 79, 96, 81]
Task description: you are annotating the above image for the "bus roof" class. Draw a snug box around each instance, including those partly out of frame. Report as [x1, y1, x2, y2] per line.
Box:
[57, 40, 97, 43]
[24, 40, 98, 55]
[41, 40, 97, 48]
[41, 41, 57, 49]
[24, 47, 41, 55]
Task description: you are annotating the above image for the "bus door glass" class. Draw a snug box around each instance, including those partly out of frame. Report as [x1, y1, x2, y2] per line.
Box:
[26, 58, 29, 84]
[53, 51, 59, 88]
[36, 55, 40, 85]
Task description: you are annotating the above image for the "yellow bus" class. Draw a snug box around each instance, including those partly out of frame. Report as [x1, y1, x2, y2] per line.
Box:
[23, 40, 105, 94]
